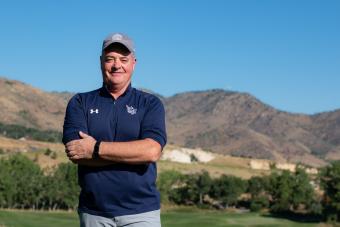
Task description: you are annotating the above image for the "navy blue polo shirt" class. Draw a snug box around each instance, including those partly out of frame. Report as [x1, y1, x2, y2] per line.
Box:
[62, 84, 167, 217]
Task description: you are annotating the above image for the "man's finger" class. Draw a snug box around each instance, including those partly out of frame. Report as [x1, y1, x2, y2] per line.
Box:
[79, 131, 90, 139]
[65, 144, 73, 151]
[70, 154, 80, 160]
[66, 140, 77, 147]
[66, 141, 79, 150]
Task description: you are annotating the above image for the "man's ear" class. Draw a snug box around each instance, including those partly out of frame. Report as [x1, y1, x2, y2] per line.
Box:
[100, 55, 104, 70]
[133, 58, 137, 70]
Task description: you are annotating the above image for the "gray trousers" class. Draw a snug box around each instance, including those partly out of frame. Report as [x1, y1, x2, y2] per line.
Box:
[79, 210, 161, 227]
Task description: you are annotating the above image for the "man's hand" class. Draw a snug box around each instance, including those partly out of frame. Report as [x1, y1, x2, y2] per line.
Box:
[65, 131, 96, 160]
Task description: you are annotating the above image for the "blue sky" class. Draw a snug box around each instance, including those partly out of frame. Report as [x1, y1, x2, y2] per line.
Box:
[0, 0, 339, 114]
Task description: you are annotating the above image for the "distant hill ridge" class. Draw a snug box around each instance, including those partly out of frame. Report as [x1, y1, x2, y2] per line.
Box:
[1, 76, 339, 167]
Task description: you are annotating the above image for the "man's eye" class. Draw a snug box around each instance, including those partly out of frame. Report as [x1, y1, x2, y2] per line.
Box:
[105, 58, 114, 62]
[121, 58, 129, 63]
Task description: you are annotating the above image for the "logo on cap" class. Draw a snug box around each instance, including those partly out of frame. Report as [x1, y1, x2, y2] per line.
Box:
[112, 34, 123, 41]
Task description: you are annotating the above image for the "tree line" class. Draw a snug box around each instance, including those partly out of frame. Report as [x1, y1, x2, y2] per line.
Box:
[0, 154, 339, 223]
[0, 154, 78, 210]
[157, 162, 340, 223]
[0, 122, 62, 143]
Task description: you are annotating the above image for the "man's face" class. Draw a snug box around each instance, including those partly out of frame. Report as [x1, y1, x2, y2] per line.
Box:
[101, 43, 136, 90]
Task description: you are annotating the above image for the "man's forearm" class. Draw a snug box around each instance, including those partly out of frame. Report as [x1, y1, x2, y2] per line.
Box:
[98, 138, 162, 164]
[71, 159, 115, 167]
[66, 132, 162, 165]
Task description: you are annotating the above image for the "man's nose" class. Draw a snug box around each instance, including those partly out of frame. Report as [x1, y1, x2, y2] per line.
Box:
[112, 60, 122, 69]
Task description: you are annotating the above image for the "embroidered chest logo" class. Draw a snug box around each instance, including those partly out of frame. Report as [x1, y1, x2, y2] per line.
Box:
[126, 105, 137, 115]
[90, 108, 99, 114]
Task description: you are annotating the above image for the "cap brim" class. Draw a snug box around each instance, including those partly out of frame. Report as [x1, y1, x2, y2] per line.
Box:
[102, 41, 134, 54]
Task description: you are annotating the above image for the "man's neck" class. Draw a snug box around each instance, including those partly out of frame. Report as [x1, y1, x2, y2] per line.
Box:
[105, 82, 130, 100]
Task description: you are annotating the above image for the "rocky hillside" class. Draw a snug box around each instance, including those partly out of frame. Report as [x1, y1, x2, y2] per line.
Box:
[165, 90, 340, 166]
[0, 78, 72, 131]
[1, 77, 339, 166]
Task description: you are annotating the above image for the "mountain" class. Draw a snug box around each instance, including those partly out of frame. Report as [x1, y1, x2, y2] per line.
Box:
[0, 78, 72, 131]
[1, 77, 339, 166]
[165, 90, 340, 166]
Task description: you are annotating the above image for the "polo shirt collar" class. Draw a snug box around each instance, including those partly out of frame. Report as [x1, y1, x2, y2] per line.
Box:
[99, 83, 133, 100]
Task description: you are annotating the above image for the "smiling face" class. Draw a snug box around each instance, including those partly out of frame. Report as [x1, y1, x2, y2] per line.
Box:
[100, 43, 136, 92]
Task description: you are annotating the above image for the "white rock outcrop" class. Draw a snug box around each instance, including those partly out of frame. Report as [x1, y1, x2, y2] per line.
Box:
[161, 148, 215, 163]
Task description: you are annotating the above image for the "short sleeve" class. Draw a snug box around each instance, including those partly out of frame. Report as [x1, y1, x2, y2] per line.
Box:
[62, 94, 88, 145]
[140, 96, 167, 148]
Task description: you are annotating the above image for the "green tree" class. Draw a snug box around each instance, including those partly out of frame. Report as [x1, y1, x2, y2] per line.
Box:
[157, 170, 184, 203]
[50, 163, 79, 210]
[196, 171, 212, 205]
[250, 196, 269, 212]
[0, 154, 44, 209]
[320, 160, 340, 222]
[0, 157, 16, 208]
[268, 168, 316, 214]
[0, 122, 62, 143]
[0, 155, 79, 210]
[269, 170, 294, 213]
[291, 166, 315, 211]
[168, 174, 197, 205]
[168, 171, 212, 206]
[210, 175, 247, 208]
[247, 176, 270, 211]
[247, 176, 270, 198]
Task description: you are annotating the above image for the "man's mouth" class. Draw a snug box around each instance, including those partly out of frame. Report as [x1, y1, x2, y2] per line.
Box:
[109, 72, 124, 75]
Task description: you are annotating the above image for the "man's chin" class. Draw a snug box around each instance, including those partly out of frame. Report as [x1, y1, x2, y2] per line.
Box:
[104, 79, 125, 88]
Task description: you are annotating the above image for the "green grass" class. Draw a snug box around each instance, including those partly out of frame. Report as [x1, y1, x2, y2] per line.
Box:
[0, 208, 321, 227]
[162, 208, 320, 227]
[0, 210, 78, 227]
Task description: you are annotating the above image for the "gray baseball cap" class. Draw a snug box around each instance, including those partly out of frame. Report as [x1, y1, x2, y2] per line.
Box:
[102, 33, 135, 55]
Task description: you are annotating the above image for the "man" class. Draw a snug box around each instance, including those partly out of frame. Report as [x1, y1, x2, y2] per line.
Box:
[62, 33, 166, 227]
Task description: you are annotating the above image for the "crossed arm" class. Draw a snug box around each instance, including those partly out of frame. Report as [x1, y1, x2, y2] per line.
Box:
[65, 131, 162, 166]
